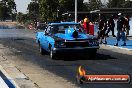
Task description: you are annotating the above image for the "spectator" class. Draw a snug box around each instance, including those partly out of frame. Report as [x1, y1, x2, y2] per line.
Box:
[79, 20, 84, 27]
[124, 15, 130, 40]
[106, 15, 116, 37]
[36, 21, 40, 30]
[114, 13, 126, 46]
[83, 16, 90, 34]
[98, 18, 107, 44]
[28, 23, 34, 30]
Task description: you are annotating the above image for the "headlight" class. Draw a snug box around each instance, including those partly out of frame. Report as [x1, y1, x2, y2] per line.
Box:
[55, 41, 66, 47]
[59, 42, 65, 46]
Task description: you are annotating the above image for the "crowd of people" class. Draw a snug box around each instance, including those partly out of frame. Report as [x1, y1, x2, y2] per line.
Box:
[81, 13, 130, 46]
[99, 13, 130, 46]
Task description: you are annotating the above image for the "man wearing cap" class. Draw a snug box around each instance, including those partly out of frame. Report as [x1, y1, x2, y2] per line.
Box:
[114, 13, 126, 46]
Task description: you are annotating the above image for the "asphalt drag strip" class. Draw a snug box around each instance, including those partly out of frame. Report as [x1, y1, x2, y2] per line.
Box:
[0, 28, 132, 88]
[0, 37, 132, 88]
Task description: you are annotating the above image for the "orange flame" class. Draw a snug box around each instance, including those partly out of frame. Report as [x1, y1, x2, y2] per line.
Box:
[78, 66, 86, 76]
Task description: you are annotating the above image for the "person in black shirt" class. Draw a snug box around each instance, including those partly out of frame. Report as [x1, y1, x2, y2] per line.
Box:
[124, 15, 130, 40]
[114, 13, 126, 46]
[106, 15, 116, 37]
[98, 18, 107, 44]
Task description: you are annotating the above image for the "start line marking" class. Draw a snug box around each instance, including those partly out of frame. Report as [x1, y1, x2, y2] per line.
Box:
[0, 65, 20, 88]
[0, 76, 9, 88]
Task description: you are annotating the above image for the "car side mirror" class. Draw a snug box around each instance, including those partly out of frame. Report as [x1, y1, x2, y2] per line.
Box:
[45, 32, 49, 35]
[44, 31, 49, 35]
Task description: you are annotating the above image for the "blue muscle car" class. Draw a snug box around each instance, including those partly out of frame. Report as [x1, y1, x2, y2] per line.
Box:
[36, 22, 99, 59]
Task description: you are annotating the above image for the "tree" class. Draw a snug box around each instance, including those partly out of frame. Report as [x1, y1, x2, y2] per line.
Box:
[88, 0, 104, 10]
[39, 0, 59, 21]
[0, 0, 16, 21]
[107, 0, 132, 8]
[27, 0, 39, 21]
[37, 0, 85, 22]
[0, 1, 9, 21]
[28, 0, 108, 22]
[7, 0, 16, 12]
[16, 12, 23, 23]
[122, 1, 132, 8]
[7, 0, 17, 21]
[59, 0, 84, 12]
[107, 0, 125, 8]
[16, 12, 30, 25]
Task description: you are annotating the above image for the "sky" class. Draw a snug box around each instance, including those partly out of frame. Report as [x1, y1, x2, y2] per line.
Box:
[14, 0, 31, 13]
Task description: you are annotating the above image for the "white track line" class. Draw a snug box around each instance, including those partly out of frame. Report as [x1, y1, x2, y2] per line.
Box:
[0, 65, 20, 88]
[0, 76, 9, 88]
[102, 44, 132, 51]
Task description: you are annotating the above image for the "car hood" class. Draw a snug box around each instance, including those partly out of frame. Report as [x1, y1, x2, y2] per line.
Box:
[53, 28, 97, 40]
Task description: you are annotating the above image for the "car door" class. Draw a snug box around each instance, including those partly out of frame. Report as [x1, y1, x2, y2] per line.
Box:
[40, 26, 49, 50]
[42, 26, 52, 51]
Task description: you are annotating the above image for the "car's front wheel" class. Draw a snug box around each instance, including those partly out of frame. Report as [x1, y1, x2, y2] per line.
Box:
[39, 43, 46, 55]
[50, 48, 57, 60]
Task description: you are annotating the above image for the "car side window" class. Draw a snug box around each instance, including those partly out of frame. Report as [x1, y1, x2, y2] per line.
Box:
[45, 26, 51, 34]
[49, 26, 60, 34]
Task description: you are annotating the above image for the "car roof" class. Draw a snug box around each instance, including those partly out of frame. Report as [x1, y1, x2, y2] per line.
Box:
[48, 22, 80, 26]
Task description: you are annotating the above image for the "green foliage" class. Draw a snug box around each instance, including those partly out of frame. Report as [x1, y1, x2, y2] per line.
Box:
[59, 0, 84, 11]
[0, 2, 9, 21]
[37, 0, 84, 22]
[27, 1, 39, 20]
[7, 0, 16, 12]
[107, 0, 132, 8]
[84, 0, 104, 11]
[26, 0, 132, 23]
[16, 12, 24, 23]
[107, 0, 125, 8]
[39, 0, 59, 21]
[16, 12, 30, 24]
[122, 1, 132, 8]
[0, 0, 16, 21]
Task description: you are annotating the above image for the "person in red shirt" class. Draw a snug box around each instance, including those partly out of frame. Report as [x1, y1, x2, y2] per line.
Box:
[83, 16, 90, 34]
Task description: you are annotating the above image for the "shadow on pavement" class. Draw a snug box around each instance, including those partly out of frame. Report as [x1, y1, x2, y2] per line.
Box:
[58, 53, 117, 61]
[0, 37, 131, 88]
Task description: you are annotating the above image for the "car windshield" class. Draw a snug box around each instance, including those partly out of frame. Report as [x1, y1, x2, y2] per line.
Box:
[50, 24, 86, 34]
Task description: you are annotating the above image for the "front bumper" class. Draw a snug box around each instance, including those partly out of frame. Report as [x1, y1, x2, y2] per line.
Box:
[53, 46, 99, 54]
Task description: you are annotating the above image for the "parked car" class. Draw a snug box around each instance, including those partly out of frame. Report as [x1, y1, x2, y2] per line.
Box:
[36, 22, 99, 59]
